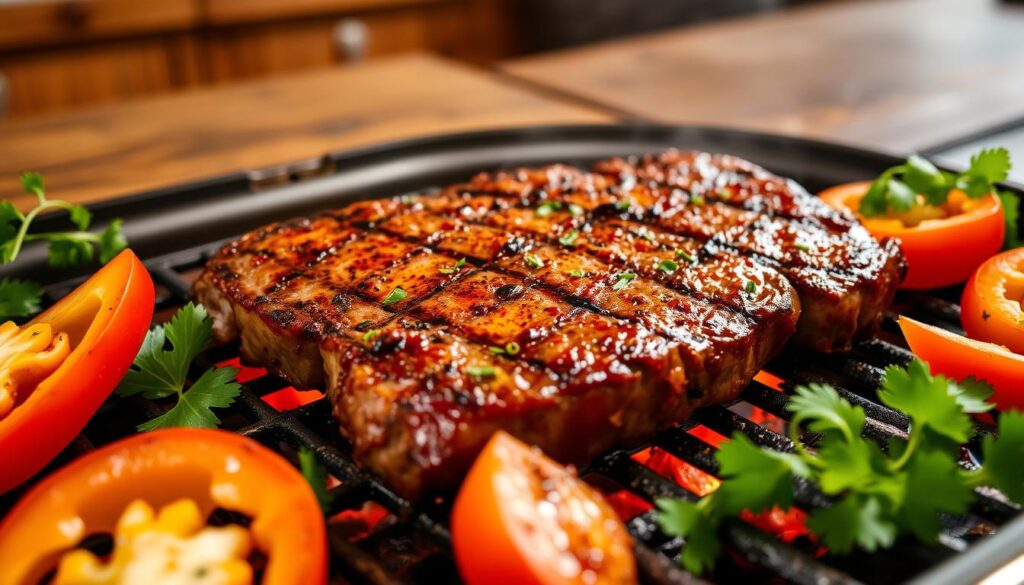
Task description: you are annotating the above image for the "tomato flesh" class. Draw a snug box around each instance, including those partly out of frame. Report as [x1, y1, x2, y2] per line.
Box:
[898, 316, 1024, 410]
[820, 182, 1004, 289]
[962, 248, 1024, 355]
[451, 431, 636, 585]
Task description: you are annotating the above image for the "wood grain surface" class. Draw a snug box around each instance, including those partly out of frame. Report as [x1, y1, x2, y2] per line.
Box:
[0, 54, 611, 211]
[501, 0, 1024, 153]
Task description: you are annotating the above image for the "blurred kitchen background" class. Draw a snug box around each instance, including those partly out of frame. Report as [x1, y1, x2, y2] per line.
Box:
[2, 0, 1023, 205]
[0, 0, 856, 119]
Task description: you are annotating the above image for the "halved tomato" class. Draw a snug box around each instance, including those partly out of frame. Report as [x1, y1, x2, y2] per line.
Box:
[961, 248, 1024, 355]
[451, 431, 636, 585]
[820, 182, 1004, 289]
[898, 316, 1024, 410]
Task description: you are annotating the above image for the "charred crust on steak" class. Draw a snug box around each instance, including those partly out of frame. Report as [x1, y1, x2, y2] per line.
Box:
[193, 149, 903, 498]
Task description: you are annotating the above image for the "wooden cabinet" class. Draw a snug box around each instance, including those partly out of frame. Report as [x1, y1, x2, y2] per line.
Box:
[0, 0, 517, 119]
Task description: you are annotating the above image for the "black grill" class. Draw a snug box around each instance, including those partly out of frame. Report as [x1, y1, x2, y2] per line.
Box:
[2, 125, 1021, 584]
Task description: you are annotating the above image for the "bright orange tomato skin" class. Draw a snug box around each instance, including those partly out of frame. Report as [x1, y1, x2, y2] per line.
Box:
[899, 316, 1024, 410]
[0, 249, 154, 493]
[451, 432, 636, 585]
[962, 248, 1024, 355]
[820, 181, 1004, 290]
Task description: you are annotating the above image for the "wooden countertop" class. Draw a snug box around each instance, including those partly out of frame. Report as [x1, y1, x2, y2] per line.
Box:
[501, 0, 1024, 153]
[0, 53, 612, 211]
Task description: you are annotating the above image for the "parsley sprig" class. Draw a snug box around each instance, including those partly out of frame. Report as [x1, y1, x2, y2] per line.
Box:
[0, 278, 43, 319]
[116, 303, 241, 431]
[2, 173, 127, 267]
[656, 359, 1024, 574]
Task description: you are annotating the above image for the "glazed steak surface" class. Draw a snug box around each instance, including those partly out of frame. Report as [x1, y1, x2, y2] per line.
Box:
[194, 151, 903, 498]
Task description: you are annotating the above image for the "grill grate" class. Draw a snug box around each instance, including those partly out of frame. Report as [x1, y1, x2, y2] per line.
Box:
[2, 125, 1022, 584]
[3, 234, 1018, 585]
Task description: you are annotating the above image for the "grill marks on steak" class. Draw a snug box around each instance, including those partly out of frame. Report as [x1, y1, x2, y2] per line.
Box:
[453, 155, 904, 350]
[194, 151, 903, 497]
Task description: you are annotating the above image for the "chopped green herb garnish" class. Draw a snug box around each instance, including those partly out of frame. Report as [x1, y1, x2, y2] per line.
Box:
[439, 257, 467, 275]
[568, 269, 587, 278]
[716, 188, 732, 200]
[744, 281, 757, 294]
[859, 148, 1011, 217]
[524, 254, 545, 269]
[489, 346, 506, 355]
[568, 204, 585, 217]
[535, 201, 562, 218]
[612, 272, 637, 291]
[362, 329, 381, 342]
[615, 199, 634, 211]
[640, 230, 657, 243]
[675, 250, 696, 263]
[794, 242, 811, 253]
[466, 365, 496, 378]
[558, 230, 580, 247]
[655, 360, 1023, 575]
[690, 193, 705, 206]
[658, 259, 679, 273]
[382, 287, 407, 306]
[505, 341, 521, 355]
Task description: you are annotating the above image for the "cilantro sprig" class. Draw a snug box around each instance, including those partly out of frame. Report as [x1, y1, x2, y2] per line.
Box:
[116, 303, 241, 431]
[859, 148, 1010, 217]
[0, 278, 43, 319]
[656, 359, 1024, 574]
[2, 173, 127, 267]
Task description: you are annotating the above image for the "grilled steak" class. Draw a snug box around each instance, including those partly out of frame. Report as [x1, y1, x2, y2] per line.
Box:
[194, 151, 903, 497]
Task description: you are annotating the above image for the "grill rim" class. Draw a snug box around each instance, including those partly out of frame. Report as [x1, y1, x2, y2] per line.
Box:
[2, 123, 1022, 584]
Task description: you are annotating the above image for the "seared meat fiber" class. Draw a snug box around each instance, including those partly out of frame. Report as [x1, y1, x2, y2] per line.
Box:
[194, 151, 902, 497]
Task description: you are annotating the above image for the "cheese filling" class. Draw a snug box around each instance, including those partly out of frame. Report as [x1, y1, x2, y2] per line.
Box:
[0, 320, 70, 419]
[53, 499, 253, 585]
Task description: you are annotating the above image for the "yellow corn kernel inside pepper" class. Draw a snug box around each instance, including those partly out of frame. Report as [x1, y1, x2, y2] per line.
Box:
[0, 320, 70, 419]
[53, 499, 253, 585]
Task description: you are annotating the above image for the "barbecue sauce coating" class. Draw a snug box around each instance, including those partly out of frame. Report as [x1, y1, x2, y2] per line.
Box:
[194, 150, 903, 497]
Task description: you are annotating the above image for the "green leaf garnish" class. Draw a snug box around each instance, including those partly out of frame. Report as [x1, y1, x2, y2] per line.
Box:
[362, 329, 381, 343]
[568, 269, 586, 278]
[655, 359, 1017, 575]
[998, 191, 1021, 249]
[116, 303, 241, 431]
[298, 447, 336, 514]
[524, 254, 544, 269]
[382, 287, 407, 306]
[858, 148, 1011, 216]
[1, 173, 128, 268]
[0, 277, 43, 318]
[744, 281, 757, 294]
